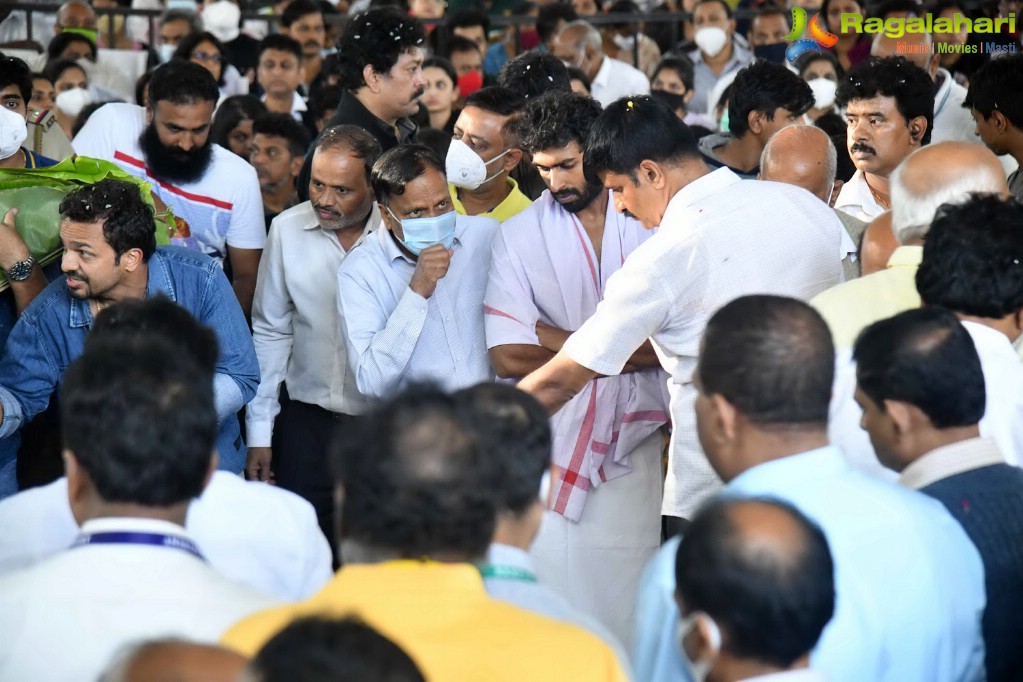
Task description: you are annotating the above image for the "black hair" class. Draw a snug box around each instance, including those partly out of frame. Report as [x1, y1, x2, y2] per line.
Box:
[335, 9, 425, 91]
[497, 50, 571, 100]
[835, 56, 935, 145]
[41, 58, 87, 90]
[916, 194, 1023, 319]
[253, 111, 311, 157]
[370, 144, 444, 206]
[444, 34, 482, 58]
[309, 82, 344, 122]
[159, 7, 203, 33]
[584, 95, 700, 184]
[517, 91, 601, 154]
[693, 0, 733, 20]
[928, 0, 968, 16]
[417, 126, 452, 161]
[281, 0, 322, 28]
[853, 307, 985, 428]
[0, 54, 32, 105]
[134, 71, 151, 106]
[456, 383, 551, 515]
[210, 94, 266, 148]
[88, 296, 219, 377]
[314, 124, 383, 184]
[727, 60, 814, 139]
[61, 337, 215, 507]
[464, 85, 523, 116]
[795, 51, 843, 81]
[148, 60, 219, 106]
[331, 384, 500, 559]
[873, 0, 922, 19]
[250, 617, 425, 682]
[536, 3, 579, 45]
[446, 8, 491, 37]
[259, 33, 304, 63]
[963, 54, 1023, 130]
[58, 178, 156, 262]
[676, 497, 835, 668]
[422, 56, 457, 87]
[566, 66, 590, 93]
[652, 56, 695, 92]
[46, 31, 97, 62]
[698, 295, 834, 427]
[172, 31, 227, 86]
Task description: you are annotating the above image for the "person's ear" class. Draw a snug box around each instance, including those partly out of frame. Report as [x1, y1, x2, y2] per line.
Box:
[991, 110, 1010, 134]
[883, 399, 913, 437]
[711, 393, 739, 442]
[289, 154, 304, 178]
[363, 64, 383, 94]
[830, 179, 844, 207]
[502, 147, 523, 172]
[119, 247, 145, 273]
[726, 18, 736, 35]
[908, 116, 927, 145]
[638, 159, 667, 189]
[748, 109, 765, 135]
[690, 613, 722, 661]
[64, 449, 90, 526]
[683, 89, 694, 105]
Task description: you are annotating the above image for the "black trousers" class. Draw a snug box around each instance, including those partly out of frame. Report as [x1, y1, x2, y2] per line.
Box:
[272, 394, 356, 566]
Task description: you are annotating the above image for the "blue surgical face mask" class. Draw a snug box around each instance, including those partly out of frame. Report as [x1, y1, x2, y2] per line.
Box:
[386, 206, 457, 256]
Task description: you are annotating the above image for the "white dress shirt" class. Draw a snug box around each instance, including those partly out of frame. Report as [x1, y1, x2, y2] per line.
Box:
[0, 473, 333, 601]
[247, 202, 378, 446]
[561, 170, 845, 518]
[589, 56, 651, 108]
[833, 169, 886, 223]
[0, 517, 279, 682]
[337, 214, 499, 398]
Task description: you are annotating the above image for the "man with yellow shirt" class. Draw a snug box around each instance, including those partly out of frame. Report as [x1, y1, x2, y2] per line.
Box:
[222, 385, 629, 682]
[811, 142, 1009, 351]
[446, 86, 533, 223]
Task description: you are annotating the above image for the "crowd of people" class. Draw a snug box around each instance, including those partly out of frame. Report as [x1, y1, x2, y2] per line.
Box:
[0, 0, 1021, 678]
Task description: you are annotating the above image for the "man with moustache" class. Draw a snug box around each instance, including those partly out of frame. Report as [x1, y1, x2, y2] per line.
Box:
[484, 92, 669, 647]
[296, 8, 426, 202]
[246, 126, 382, 549]
[72, 61, 265, 317]
[832, 56, 934, 223]
[249, 113, 310, 231]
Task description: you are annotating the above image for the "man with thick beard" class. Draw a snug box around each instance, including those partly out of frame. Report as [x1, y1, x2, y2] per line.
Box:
[72, 61, 265, 317]
[245, 125, 382, 554]
[483, 92, 669, 647]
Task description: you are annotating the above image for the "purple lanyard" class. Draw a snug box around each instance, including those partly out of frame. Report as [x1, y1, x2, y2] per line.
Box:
[72, 532, 205, 561]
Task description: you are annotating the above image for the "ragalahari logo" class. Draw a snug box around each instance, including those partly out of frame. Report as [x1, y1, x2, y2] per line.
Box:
[785, 8, 839, 63]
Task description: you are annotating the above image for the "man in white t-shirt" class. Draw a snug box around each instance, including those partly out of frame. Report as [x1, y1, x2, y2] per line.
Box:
[72, 61, 265, 316]
[519, 95, 845, 524]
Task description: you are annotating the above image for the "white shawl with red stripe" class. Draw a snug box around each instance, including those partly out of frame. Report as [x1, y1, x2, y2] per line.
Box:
[484, 190, 670, 521]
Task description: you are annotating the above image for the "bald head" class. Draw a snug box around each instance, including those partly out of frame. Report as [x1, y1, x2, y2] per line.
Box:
[675, 497, 835, 668]
[871, 33, 936, 78]
[760, 125, 837, 203]
[56, 0, 97, 30]
[890, 141, 1010, 244]
[100, 640, 248, 682]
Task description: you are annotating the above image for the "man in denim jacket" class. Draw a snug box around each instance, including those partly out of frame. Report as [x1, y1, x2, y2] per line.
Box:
[0, 178, 259, 480]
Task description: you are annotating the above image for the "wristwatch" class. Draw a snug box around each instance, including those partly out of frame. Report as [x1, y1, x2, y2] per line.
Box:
[5, 256, 34, 282]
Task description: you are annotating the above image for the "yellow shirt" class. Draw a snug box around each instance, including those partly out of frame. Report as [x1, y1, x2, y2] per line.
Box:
[222, 561, 629, 682]
[450, 177, 533, 223]
[811, 245, 923, 350]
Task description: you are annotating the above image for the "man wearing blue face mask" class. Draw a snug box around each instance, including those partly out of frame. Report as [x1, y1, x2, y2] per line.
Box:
[447, 86, 533, 223]
[337, 144, 499, 398]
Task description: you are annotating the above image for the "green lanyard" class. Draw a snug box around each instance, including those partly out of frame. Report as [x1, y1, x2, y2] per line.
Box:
[478, 564, 538, 583]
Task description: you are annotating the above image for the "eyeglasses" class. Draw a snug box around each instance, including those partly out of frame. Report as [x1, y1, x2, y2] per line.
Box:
[192, 52, 223, 63]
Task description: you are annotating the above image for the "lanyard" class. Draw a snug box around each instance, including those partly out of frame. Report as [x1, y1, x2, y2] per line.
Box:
[478, 564, 538, 583]
[72, 532, 205, 561]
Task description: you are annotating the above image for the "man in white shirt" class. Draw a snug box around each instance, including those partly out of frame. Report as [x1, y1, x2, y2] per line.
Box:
[551, 20, 649, 108]
[257, 34, 316, 139]
[338, 145, 497, 398]
[0, 330, 277, 682]
[833, 56, 933, 223]
[246, 125, 382, 547]
[519, 96, 844, 524]
[72, 60, 265, 316]
[485, 92, 667, 646]
[675, 497, 834, 682]
[684, 0, 752, 116]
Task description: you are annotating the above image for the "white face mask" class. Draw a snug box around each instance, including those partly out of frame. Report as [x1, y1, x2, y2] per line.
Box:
[0, 106, 27, 160]
[613, 33, 636, 51]
[158, 43, 177, 64]
[55, 87, 93, 118]
[694, 26, 728, 58]
[807, 77, 837, 110]
[677, 612, 722, 682]
[446, 138, 512, 190]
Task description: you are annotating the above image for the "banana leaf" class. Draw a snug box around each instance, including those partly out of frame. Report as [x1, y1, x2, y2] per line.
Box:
[0, 155, 174, 291]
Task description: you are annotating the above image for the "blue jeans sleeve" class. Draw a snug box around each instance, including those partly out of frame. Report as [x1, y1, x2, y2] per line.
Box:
[200, 262, 260, 407]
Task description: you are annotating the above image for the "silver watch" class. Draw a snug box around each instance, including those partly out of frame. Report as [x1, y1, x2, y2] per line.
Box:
[5, 256, 34, 282]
